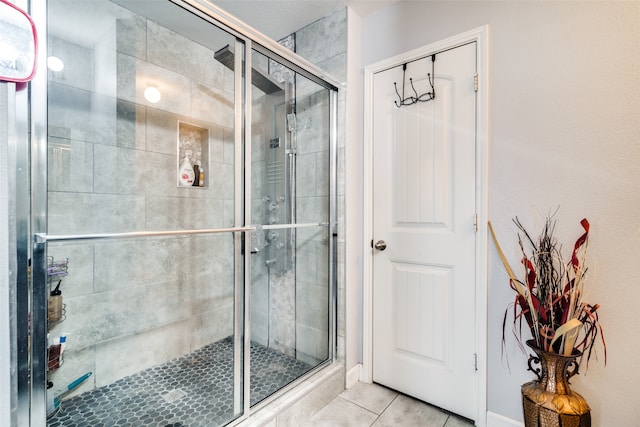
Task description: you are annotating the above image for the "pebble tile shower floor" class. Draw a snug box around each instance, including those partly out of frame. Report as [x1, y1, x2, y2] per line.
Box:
[47, 337, 313, 427]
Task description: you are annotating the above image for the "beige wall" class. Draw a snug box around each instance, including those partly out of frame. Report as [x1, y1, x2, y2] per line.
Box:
[359, 1, 640, 425]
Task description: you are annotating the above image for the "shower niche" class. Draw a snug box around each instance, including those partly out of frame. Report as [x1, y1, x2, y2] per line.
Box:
[177, 121, 209, 188]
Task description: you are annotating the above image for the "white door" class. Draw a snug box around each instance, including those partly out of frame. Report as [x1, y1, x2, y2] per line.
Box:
[372, 42, 478, 420]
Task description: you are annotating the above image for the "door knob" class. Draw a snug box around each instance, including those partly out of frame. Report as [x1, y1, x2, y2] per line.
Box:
[374, 240, 387, 251]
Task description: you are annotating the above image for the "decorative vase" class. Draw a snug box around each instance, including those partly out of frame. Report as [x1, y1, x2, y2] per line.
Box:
[522, 340, 591, 427]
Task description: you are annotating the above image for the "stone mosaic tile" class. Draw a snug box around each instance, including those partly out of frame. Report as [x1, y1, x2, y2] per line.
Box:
[48, 337, 313, 427]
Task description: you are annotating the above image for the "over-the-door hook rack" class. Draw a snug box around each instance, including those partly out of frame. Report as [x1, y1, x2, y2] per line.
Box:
[394, 54, 436, 107]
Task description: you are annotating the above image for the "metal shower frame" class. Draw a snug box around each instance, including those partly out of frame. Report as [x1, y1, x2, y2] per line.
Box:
[18, 0, 340, 425]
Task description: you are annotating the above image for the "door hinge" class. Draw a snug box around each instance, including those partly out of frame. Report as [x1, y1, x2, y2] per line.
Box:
[473, 213, 478, 232]
[474, 73, 478, 92]
[474, 353, 478, 371]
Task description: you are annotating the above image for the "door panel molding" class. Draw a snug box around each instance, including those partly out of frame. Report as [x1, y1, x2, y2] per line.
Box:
[390, 81, 453, 227]
[391, 261, 451, 362]
[362, 25, 489, 427]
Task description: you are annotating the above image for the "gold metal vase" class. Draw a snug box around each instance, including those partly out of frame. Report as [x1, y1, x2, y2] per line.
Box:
[522, 340, 591, 427]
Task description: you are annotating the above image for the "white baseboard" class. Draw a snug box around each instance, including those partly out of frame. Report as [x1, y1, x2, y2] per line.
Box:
[486, 411, 523, 427]
[345, 363, 361, 389]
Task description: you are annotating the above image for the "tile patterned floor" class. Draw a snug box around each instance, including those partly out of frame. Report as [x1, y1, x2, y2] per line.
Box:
[48, 337, 313, 427]
[303, 381, 475, 427]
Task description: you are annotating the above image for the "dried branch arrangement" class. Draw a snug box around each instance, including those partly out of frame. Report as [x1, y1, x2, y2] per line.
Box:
[489, 214, 606, 369]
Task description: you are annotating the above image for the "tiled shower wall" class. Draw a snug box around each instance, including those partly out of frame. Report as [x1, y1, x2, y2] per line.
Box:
[46, 9, 237, 397]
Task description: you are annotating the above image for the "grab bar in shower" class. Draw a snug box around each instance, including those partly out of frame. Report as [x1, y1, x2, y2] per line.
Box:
[34, 226, 256, 243]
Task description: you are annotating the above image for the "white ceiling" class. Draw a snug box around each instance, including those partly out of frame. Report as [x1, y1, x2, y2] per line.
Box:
[48, 1, 397, 53]
[212, 0, 398, 41]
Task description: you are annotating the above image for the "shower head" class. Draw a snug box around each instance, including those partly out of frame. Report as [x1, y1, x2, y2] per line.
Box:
[214, 45, 283, 94]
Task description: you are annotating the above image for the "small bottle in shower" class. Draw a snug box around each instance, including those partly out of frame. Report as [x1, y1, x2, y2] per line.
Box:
[48, 280, 63, 323]
[178, 150, 195, 186]
[198, 167, 204, 187]
[192, 164, 200, 187]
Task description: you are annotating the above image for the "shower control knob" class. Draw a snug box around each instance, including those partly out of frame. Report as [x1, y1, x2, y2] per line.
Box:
[374, 240, 387, 251]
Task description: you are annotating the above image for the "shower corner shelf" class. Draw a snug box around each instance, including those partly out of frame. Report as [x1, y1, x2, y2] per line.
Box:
[47, 256, 68, 329]
[47, 311, 66, 330]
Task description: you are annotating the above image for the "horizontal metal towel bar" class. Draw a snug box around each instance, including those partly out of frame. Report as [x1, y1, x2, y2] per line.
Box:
[34, 226, 256, 244]
[261, 222, 330, 230]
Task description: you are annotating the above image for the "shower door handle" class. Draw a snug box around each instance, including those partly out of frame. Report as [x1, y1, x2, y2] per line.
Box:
[374, 240, 387, 251]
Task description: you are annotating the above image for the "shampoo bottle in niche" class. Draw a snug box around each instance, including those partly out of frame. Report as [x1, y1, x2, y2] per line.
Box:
[192, 164, 200, 187]
[178, 150, 195, 186]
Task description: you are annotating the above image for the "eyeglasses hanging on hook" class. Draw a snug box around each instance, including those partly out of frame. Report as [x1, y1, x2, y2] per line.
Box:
[394, 54, 436, 107]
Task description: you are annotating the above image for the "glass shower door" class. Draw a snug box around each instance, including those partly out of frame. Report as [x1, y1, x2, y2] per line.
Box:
[37, 1, 247, 426]
[248, 49, 333, 406]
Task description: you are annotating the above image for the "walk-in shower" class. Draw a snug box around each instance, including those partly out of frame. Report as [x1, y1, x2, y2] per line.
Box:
[18, 0, 338, 426]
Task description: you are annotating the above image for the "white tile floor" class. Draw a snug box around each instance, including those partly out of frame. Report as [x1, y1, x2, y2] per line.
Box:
[302, 382, 474, 427]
